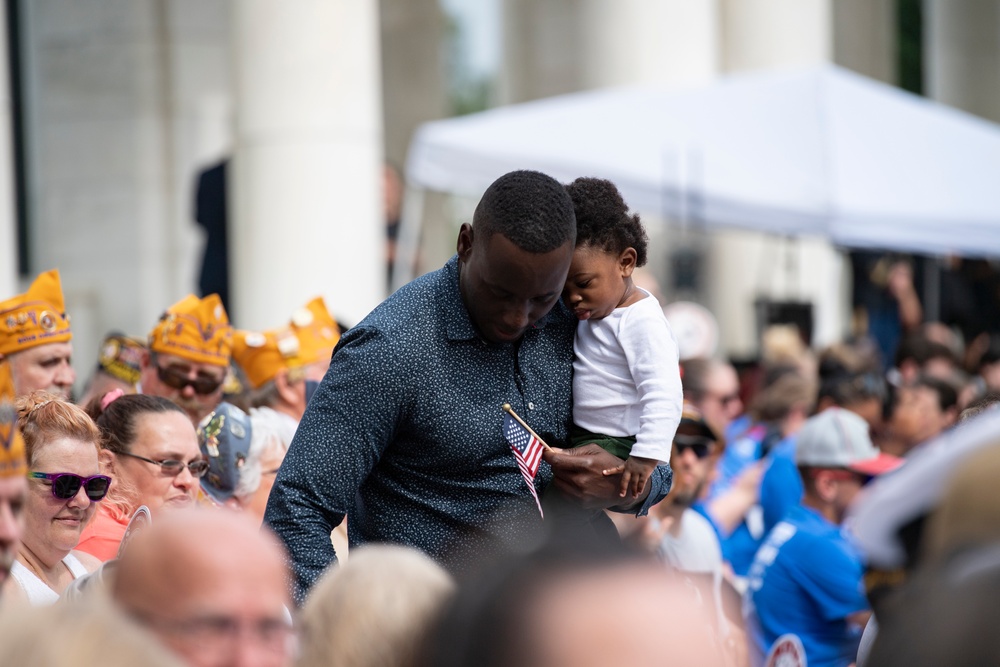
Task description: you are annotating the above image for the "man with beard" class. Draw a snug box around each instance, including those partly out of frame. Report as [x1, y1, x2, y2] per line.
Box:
[0, 270, 75, 401]
[138, 294, 233, 426]
[655, 404, 724, 571]
[0, 403, 27, 592]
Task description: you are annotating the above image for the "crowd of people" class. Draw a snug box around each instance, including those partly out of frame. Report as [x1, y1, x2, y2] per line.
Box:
[0, 168, 997, 666]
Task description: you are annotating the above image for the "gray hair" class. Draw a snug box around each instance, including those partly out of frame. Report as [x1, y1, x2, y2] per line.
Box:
[232, 411, 286, 502]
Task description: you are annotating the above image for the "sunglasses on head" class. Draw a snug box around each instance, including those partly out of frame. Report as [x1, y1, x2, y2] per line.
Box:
[156, 364, 224, 396]
[673, 435, 715, 459]
[29, 472, 112, 501]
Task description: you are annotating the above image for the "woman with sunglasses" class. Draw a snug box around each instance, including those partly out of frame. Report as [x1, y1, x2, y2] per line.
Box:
[3, 392, 107, 604]
[77, 391, 208, 561]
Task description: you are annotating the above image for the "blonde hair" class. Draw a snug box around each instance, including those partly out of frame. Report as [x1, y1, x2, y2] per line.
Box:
[0, 597, 184, 667]
[15, 390, 100, 466]
[298, 545, 456, 667]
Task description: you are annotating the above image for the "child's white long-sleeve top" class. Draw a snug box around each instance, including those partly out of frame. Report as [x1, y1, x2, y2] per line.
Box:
[572, 290, 683, 463]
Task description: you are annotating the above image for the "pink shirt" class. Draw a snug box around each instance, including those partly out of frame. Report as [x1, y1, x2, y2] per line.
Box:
[76, 504, 129, 562]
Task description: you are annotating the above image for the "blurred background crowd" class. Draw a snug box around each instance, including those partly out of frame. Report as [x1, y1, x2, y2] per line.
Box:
[2, 1, 1000, 666]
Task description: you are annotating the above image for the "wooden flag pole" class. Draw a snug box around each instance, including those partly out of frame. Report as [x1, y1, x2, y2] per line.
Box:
[502, 403, 553, 451]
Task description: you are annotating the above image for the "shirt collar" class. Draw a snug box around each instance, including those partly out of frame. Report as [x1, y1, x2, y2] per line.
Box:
[442, 257, 481, 342]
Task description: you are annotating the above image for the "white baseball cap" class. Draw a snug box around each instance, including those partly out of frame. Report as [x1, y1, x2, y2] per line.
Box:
[796, 407, 902, 476]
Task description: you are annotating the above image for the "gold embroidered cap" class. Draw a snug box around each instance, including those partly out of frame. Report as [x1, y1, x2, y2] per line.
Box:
[97, 333, 146, 385]
[232, 297, 340, 389]
[0, 269, 72, 357]
[0, 403, 27, 478]
[148, 294, 233, 367]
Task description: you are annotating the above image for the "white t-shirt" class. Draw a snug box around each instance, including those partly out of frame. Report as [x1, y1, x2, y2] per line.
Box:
[659, 509, 731, 639]
[660, 509, 724, 573]
[572, 290, 682, 463]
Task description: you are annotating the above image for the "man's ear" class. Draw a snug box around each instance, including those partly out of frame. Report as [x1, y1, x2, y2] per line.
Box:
[619, 247, 638, 277]
[457, 223, 474, 261]
[812, 470, 839, 503]
[140, 349, 152, 370]
[274, 370, 302, 406]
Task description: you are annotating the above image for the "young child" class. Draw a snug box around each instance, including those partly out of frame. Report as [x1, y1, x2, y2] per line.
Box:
[563, 177, 683, 499]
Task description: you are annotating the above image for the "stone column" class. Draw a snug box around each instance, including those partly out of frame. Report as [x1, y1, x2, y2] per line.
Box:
[498, 0, 583, 104]
[706, 0, 848, 357]
[833, 0, 896, 83]
[720, 0, 832, 71]
[0, 2, 16, 298]
[577, 0, 719, 89]
[925, 0, 1000, 123]
[231, 0, 384, 329]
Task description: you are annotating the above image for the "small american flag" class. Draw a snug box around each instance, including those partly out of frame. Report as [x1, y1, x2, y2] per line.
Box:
[503, 412, 545, 517]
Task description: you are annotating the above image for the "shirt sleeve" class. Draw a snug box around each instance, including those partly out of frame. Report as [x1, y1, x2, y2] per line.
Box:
[616, 302, 683, 462]
[609, 462, 673, 517]
[263, 326, 408, 603]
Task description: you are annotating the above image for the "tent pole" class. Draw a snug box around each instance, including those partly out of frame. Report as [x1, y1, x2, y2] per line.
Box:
[923, 256, 940, 323]
[391, 185, 426, 293]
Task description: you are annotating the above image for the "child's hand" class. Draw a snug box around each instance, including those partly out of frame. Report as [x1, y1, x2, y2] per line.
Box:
[604, 455, 658, 499]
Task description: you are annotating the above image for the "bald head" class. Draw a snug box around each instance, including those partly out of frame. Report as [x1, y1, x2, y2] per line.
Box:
[114, 509, 292, 667]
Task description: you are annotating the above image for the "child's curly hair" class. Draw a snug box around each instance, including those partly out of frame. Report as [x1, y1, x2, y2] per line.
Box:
[564, 177, 648, 267]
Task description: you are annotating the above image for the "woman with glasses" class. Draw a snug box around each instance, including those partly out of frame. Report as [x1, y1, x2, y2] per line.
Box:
[77, 391, 208, 561]
[3, 391, 107, 604]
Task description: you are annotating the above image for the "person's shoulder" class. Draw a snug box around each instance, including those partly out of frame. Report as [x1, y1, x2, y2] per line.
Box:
[344, 262, 456, 343]
[363, 263, 452, 327]
[70, 550, 104, 573]
[617, 293, 673, 336]
[683, 508, 719, 540]
[779, 511, 846, 556]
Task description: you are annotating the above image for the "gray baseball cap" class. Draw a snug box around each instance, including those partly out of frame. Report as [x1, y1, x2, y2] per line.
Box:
[796, 407, 901, 476]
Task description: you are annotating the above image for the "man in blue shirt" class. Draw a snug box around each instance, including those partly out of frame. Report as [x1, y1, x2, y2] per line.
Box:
[265, 170, 672, 601]
[743, 408, 901, 667]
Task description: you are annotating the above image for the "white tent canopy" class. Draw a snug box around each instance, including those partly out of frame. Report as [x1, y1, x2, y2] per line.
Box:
[406, 64, 1000, 258]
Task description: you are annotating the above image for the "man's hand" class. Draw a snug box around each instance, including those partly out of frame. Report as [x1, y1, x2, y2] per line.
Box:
[544, 444, 651, 510]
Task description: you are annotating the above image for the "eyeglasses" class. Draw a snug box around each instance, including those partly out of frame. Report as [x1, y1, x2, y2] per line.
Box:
[708, 391, 741, 407]
[135, 613, 295, 656]
[156, 364, 224, 396]
[28, 472, 112, 501]
[673, 435, 715, 460]
[119, 452, 210, 478]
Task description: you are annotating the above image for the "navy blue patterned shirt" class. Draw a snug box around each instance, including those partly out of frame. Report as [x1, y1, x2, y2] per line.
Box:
[265, 257, 670, 600]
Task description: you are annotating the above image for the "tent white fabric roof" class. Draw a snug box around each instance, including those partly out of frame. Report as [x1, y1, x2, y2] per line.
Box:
[407, 65, 1000, 257]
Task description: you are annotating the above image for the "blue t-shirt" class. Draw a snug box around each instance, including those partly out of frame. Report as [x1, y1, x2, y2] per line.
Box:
[706, 422, 797, 576]
[759, 438, 803, 535]
[744, 504, 868, 667]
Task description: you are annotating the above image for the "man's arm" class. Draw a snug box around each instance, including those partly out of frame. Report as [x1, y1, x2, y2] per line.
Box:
[263, 327, 402, 603]
[543, 444, 672, 515]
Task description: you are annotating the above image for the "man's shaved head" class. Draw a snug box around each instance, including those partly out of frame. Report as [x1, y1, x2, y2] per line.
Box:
[114, 509, 292, 667]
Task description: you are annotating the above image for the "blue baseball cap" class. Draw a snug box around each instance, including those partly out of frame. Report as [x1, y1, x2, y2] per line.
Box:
[197, 402, 253, 503]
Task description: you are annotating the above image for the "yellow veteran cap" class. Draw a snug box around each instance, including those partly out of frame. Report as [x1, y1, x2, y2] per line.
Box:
[0, 403, 27, 479]
[0, 269, 72, 356]
[148, 294, 233, 367]
[232, 297, 340, 389]
[97, 333, 146, 385]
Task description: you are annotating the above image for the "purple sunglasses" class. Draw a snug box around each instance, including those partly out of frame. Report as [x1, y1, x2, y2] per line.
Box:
[28, 472, 112, 501]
